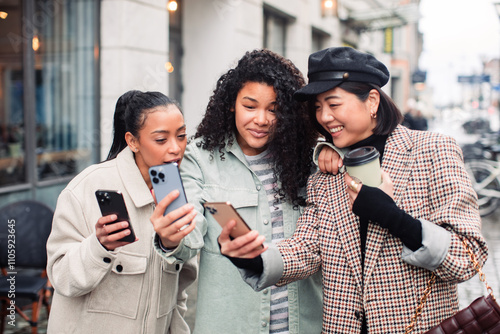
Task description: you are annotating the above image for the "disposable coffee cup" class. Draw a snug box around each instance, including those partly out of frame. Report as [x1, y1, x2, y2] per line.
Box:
[343, 146, 381, 187]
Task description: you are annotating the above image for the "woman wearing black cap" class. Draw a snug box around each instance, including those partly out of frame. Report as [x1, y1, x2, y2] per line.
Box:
[219, 47, 488, 333]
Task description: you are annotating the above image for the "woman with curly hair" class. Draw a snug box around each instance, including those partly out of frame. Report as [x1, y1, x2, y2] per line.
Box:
[157, 49, 323, 333]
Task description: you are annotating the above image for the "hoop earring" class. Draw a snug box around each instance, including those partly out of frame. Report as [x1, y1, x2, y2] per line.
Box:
[371, 111, 377, 119]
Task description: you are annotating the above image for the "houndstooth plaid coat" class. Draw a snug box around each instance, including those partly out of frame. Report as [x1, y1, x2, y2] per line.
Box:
[276, 125, 488, 333]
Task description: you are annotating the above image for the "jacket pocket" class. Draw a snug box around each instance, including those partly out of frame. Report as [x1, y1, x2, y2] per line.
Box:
[158, 262, 182, 317]
[203, 189, 259, 253]
[87, 251, 147, 319]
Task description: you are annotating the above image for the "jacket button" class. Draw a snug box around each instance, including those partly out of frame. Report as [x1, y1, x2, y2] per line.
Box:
[116, 265, 123, 272]
[103, 257, 111, 263]
[263, 289, 269, 294]
[355, 310, 363, 320]
[256, 185, 261, 191]
[263, 219, 269, 225]
[261, 322, 267, 327]
[175, 264, 180, 270]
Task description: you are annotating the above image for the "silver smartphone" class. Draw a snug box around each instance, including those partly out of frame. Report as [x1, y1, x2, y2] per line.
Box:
[149, 163, 188, 218]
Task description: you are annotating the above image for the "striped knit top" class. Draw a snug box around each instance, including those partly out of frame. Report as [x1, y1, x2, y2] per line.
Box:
[245, 150, 289, 334]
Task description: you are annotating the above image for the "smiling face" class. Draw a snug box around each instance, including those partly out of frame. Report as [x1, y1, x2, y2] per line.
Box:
[233, 82, 277, 156]
[126, 105, 187, 188]
[315, 86, 379, 148]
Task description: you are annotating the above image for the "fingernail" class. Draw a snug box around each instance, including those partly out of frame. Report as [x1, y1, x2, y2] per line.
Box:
[122, 222, 128, 227]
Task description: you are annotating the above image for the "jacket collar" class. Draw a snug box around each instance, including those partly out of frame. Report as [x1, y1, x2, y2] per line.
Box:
[225, 137, 252, 168]
[116, 147, 154, 208]
[382, 125, 414, 206]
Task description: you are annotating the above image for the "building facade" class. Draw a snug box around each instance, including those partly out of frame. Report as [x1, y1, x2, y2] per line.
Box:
[0, 0, 421, 207]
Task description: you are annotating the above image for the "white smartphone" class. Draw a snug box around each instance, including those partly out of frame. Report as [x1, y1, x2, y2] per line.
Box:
[149, 163, 188, 218]
[203, 201, 263, 249]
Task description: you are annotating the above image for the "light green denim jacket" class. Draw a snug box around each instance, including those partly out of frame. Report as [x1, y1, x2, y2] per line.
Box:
[160, 137, 323, 334]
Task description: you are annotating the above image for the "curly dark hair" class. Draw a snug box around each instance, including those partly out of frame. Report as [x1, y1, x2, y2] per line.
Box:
[194, 49, 318, 206]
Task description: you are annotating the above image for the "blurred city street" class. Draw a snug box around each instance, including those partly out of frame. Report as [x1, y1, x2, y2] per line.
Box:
[457, 210, 500, 309]
[429, 109, 500, 309]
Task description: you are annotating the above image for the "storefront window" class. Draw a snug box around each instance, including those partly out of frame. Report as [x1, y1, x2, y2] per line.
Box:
[263, 11, 287, 56]
[0, 0, 98, 189]
[34, 0, 98, 181]
[0, 2, 25, 187]
[263, 5, 295, 58]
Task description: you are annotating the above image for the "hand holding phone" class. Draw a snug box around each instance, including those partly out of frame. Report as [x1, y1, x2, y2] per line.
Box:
[203, 201, 263, 250]
[95, 190, 136, 243]
[149, 163, 195, 249]
[149, 163, 188, 218]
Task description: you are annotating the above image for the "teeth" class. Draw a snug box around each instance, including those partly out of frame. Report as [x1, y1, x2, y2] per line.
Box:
[329, 126, 343, 133]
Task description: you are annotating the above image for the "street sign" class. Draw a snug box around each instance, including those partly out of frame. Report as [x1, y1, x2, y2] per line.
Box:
[412, 71, 426, 83]
[457, 75, 491, 83]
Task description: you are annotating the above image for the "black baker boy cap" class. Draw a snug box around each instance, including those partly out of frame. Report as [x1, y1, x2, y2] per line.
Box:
[294, 47, 390, 101]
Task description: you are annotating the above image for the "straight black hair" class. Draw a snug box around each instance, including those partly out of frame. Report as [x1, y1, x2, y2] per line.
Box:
[308, 81, 403, 142]
[106, 90, 182, 160]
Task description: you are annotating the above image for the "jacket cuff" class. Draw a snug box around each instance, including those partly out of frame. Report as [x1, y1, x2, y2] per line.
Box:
[153, 233, 185, 265]
[313, 142, 346, 173]
[89, 232, 118, 267]
[238, 244, 283, 291]
[401, 219, 451, 270]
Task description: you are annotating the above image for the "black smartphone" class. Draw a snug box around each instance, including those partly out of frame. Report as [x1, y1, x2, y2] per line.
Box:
[149, 163, 188, 218]
[203, 201, 263, 249]
[95, 190, 136, 243]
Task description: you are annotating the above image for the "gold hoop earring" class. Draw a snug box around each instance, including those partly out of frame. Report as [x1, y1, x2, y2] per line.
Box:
[371, 111, 377, 119]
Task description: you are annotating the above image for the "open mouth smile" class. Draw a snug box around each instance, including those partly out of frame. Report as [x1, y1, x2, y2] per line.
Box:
[329, 126, 344, 134]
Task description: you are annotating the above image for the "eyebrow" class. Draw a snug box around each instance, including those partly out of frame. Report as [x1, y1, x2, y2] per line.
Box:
[242, 96, 277, 106]
[242, 96, 258, 103]
[150, 124, 186, 134]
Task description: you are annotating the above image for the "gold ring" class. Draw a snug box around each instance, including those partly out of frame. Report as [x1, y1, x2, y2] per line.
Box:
[348, 179, 360, 192]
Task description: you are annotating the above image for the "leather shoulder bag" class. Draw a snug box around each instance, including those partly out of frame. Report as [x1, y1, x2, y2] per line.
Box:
[405, 238, 500, 334]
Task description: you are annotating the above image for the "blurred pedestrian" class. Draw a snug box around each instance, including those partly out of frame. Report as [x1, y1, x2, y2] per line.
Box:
[46, 90, 198, 334]
[403, 108, 428, 131]
[219, 47, 488, 333]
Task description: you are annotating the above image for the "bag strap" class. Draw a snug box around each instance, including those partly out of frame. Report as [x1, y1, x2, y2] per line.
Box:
[404, 238, 494, 334]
